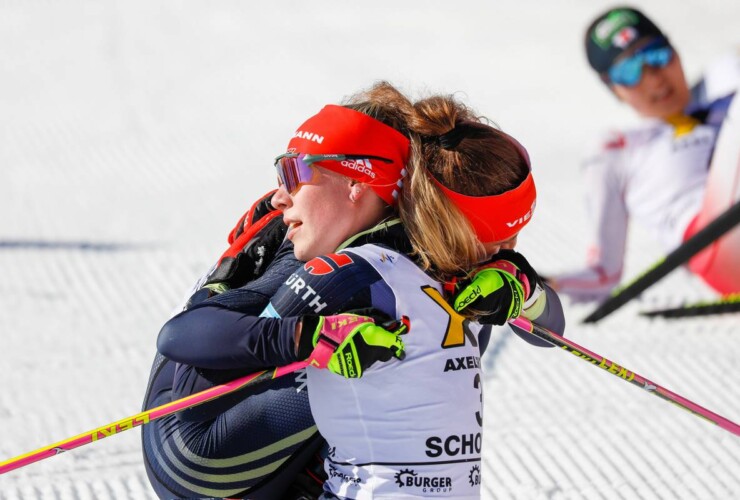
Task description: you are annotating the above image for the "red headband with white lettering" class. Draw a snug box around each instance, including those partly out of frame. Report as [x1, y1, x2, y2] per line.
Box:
[287, 105, 410, 206]
[430, 130, 537, 243]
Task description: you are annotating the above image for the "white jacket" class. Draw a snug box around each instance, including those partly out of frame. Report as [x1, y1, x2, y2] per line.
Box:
[555, 53, 740, 301]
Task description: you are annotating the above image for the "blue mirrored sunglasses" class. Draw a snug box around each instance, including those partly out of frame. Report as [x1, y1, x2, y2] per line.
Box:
[607, 43, 674, 87]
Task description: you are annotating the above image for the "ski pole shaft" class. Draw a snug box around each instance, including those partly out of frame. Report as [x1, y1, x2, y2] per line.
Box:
[0, 360, 308, 475]
[509, 317, 740, 437]
[640, 294, 740, 318]
[582, 198, 740, 324]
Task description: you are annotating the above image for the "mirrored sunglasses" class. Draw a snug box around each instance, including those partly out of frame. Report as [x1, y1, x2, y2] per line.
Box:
[273, 153, 392, 195]
[608, 42, 674, 87]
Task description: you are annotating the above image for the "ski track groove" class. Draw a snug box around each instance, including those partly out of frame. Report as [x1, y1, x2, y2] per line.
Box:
[680, 436, 732, 497]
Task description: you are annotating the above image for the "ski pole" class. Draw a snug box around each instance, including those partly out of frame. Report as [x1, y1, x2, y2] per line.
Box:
[0, 315, 408, 475]
[509, 316, 740, 437]
[640, 293, 740, 318]
[582, 198, 740, 324]
[0, 360, 308, 475]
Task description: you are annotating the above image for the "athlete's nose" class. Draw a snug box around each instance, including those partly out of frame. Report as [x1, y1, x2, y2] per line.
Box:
[271, 185, 292, 211]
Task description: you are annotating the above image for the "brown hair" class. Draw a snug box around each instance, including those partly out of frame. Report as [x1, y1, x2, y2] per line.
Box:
[401, 94, 530, 281]
[340, 82, 530, 282]
[341, 82, 415, 143]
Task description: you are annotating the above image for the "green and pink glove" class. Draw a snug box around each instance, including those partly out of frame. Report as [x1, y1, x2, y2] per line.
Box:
[297, 313, 408, 378]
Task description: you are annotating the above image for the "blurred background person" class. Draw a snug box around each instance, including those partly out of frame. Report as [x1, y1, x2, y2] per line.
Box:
[550, 6, 740, 301]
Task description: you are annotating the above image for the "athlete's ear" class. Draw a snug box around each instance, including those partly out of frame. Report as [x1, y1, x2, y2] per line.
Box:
[349, 182, 370, 203]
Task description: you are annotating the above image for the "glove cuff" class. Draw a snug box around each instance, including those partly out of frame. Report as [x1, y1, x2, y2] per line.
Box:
[296, 315, 322, 359]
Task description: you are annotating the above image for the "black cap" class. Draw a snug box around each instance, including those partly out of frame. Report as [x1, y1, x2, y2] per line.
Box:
[585, 6, 665, 73]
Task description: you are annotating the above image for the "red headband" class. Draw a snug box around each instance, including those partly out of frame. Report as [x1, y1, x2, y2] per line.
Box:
[431, 131, 537, 243]
[287, 105, 410, 206]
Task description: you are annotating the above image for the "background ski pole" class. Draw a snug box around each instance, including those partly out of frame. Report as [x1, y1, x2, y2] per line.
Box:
[509, 316, 740, 437]
[582, 198, 740, 324]
[640, 293, 740, 318]
[0, 360, 308, 475]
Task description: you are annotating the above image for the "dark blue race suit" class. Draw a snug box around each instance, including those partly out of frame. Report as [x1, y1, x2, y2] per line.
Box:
[147, 220, 565, 499]
[141, 242, 327, 499]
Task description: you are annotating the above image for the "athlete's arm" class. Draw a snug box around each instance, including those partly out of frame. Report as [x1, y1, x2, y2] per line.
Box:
[552, 139, 628, 301]
[691, 51, 740, 106]
[158, 251, 379, 423]
[159, 251, 383, 371]
[474, 284, 565, 352]
[159, 306, 301, 369]
[508, 283, 565, 347]
[453, 250, 566, 349]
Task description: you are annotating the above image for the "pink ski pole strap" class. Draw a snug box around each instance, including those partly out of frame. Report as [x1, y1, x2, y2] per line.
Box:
[306, 337, 338, 369]
[298, 314, 377, 369]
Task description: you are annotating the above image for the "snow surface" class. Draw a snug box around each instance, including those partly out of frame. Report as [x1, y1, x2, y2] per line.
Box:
[1, 1, 738, 498]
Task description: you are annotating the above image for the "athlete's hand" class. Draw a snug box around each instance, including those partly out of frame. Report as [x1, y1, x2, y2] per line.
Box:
[454, 250, 539, 325]
[187, 190, 286, 307]
[297, 313, 409, 378]
[227, 188, 283, 241]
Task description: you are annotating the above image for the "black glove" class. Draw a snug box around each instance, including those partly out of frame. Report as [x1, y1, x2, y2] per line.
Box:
[492, 249, 540, 294]
[453, 250, 539, 325]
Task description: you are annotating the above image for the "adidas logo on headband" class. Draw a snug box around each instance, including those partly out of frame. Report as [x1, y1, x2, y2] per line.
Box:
[340, 158, 376, 179]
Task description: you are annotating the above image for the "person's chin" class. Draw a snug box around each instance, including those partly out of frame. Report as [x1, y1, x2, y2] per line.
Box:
[657, 89, 689, 117]
[293, 244, 311, 262]
[290, 234, 309, 260]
